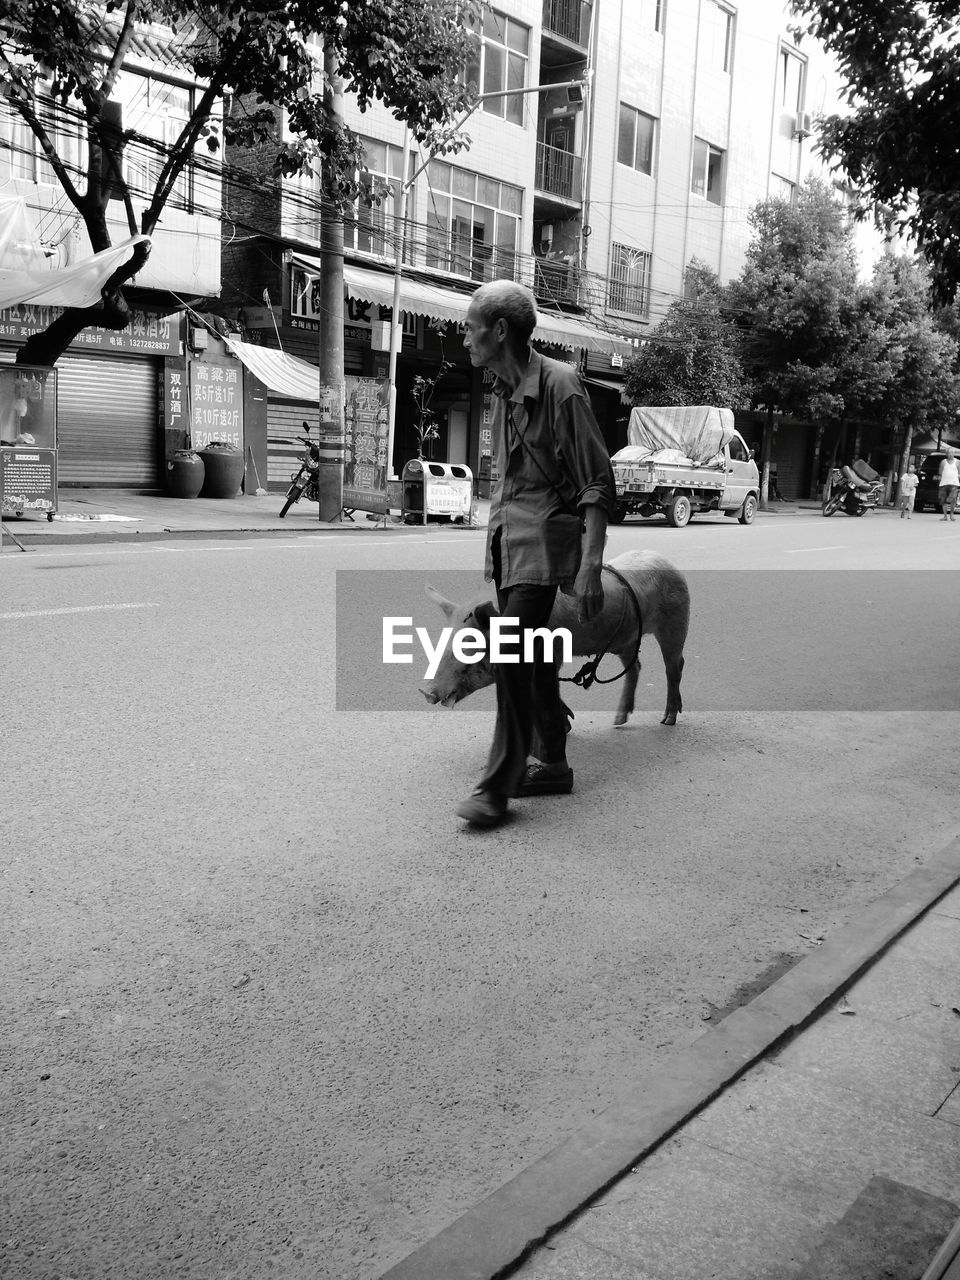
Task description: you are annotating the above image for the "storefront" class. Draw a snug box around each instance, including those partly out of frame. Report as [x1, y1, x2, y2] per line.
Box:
[0, 304, 181, 487]
[288, 255, 636, 482]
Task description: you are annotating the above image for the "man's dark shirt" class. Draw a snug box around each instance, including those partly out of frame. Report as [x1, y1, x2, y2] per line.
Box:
[485, 351, 615, 591]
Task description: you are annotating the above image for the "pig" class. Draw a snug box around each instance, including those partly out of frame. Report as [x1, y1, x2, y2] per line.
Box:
[420, 549, 689, 728]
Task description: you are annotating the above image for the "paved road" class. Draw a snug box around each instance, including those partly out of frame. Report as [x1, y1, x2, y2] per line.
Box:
[1, 512, 958, 1280]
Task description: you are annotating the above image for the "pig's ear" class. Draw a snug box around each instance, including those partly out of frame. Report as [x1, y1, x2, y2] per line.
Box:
[425, 584, 456, 619]
[470, 599, 497, 634]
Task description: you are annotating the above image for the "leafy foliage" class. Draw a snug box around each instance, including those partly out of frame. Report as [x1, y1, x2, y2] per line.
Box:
[727, 177, 895, 424]
[867, 255, 960, 465]
[788, 0, 960, 301]
[622, 262, 751, 409]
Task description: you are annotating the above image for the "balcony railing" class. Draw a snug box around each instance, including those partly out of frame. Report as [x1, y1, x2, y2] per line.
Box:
[535, 143, 583, 201]
[543, 0, 590, 46]
[534, 257, 581, 306]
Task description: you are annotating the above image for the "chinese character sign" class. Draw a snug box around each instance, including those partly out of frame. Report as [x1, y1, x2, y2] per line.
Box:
[188, 358, 243, 451]
[343, 375, 389, 515]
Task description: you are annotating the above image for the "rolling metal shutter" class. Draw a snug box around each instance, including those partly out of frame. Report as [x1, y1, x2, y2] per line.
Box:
[56, 355, 159, 487]
[267, 399, 318, 490]
[0, 350, 159, 487]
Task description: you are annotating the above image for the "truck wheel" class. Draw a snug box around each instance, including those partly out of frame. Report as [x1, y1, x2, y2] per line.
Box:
[738, 494, 758, 525]
[609, 502, 628, 525]
[666, 494, 691, 528]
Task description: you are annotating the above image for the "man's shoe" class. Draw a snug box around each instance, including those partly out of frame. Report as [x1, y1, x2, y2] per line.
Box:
[516, 761, 574, 797]
[456, 788, 508, 826]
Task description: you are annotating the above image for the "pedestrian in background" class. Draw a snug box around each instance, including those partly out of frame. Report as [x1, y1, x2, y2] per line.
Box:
[899, 466, 919, 519]
[938, 447, 959, 520]
[456, 279, 615, 828]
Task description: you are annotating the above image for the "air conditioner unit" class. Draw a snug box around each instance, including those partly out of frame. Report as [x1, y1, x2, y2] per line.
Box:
[792, 111, 813, 139]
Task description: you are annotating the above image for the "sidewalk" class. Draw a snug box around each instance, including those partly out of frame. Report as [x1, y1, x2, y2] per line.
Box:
[0, 489, 830, 547]
[381, 836, 960, 1280]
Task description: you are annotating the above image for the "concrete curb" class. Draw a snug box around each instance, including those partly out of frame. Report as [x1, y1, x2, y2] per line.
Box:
[378, 836, 960, 1280]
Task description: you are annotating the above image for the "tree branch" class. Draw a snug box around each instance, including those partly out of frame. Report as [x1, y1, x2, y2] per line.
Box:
[141, 72, 229, 234]
[98, 0, 140, 104]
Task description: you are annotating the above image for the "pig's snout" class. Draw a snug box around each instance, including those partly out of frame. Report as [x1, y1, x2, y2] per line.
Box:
[420, 683, 461, 708]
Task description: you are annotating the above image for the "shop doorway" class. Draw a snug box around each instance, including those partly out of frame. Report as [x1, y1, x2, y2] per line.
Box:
[447, 404, 469, 464]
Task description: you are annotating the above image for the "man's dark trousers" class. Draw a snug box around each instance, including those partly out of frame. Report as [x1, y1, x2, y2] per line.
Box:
[479, 538, 570, 798]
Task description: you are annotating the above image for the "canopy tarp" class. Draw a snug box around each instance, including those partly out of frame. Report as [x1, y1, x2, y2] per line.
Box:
[0, 196, 150, 309]
[224, 337, 320, 401]
[626, 405, 735, 463]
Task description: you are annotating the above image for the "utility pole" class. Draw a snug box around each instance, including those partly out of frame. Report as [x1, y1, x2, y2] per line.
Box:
[317, 46, 346, 521]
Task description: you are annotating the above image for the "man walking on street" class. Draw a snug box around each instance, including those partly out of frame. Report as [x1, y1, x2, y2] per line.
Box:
[455, 280, 615, 828]
[938, 447, 959, 520]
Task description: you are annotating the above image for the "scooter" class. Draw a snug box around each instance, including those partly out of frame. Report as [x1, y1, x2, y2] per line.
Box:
[821, 465, 884, 517]
[279, 430, 321, 517]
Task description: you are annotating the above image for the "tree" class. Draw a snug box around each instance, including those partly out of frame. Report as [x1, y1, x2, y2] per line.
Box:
[0, 0, 478, 365]
[867, 255, 960, 500]
[728, 177, 897, 498]
[788, 1, 960, 302]
[622, 262, 751, 409]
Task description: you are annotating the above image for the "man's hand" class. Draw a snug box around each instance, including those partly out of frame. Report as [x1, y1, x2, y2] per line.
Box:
[573, 563, 604, 623]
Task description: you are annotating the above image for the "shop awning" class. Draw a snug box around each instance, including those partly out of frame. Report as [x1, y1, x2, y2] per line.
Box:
[224, 337, 319, 401]
[291, 255, 634, 357]
[585, 375, 629, 397]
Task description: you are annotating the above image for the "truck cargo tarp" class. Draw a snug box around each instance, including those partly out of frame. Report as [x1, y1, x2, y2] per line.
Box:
[627, 405, 735, 463]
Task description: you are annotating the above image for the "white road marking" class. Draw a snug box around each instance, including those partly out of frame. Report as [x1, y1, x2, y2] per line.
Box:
[782, 545, 848, 554]
[0, 602, 159, 620]
[0, 533, 482, 564]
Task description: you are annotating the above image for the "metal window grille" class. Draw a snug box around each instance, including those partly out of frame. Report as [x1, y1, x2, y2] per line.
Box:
[607, 244, 651, 317]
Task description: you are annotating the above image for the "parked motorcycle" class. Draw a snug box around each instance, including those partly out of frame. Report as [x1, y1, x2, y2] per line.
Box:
[821, 464, 885, 517]
[279, 430, 320, 517]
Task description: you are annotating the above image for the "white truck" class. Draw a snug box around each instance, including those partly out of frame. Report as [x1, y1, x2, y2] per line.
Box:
[610, 405, 760, 528]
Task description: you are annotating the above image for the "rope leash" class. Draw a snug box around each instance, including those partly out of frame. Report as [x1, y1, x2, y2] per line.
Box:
[559, 563, 644, 690]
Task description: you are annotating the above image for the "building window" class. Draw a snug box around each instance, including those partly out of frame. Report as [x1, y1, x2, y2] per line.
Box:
[463, 7, 530, 125]
[653, 0, 664, 32]
[1, 88, 83, 185]
[342, 138, 408, 256]
[780, 47, 805, 113]
[607, 243, 651, 318]
[425, 161, 522, 282]
[691, 138, 724, 203]
[115, 72, 194, 208]
[702, 1, 735, 73]
[617, 104, 656, 175]
[770, 173, 796, 202]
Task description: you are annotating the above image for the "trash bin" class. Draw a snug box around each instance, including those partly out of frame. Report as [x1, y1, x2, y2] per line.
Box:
[401, 460, 473, 524]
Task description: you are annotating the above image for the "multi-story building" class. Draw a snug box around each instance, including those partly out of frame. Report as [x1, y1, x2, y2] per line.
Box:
[0, 23, 221, 488]
[220, 0, 859, 499]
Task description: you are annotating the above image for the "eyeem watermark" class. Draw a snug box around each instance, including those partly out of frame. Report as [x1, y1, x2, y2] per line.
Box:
[383, 616, 573, 679]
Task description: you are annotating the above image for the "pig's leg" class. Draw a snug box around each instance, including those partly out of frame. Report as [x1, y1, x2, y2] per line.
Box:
[655, 577, 689, 726]
[612, 651, 640, 727]
[658, 643, 684, 725]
